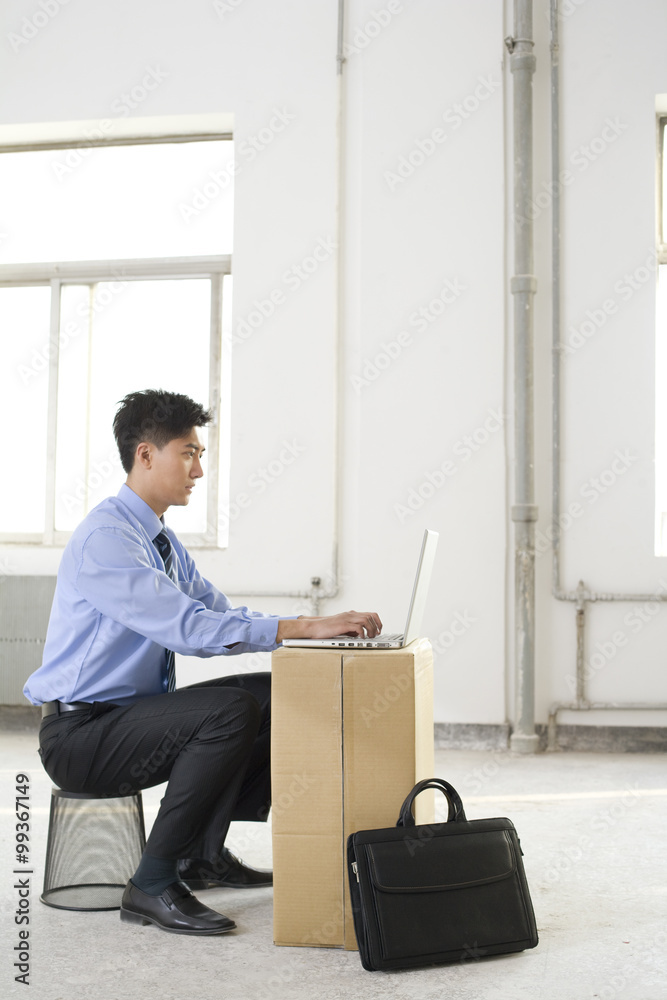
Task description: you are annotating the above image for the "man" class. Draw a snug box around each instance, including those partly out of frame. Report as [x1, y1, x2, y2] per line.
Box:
[24, 389, 382, 936]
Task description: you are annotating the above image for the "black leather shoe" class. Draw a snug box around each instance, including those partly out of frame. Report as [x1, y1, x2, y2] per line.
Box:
[120, 880, 236, 935]
[178, 848, 273, 890]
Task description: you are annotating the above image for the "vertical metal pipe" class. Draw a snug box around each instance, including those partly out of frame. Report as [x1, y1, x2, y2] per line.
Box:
[508, 0, 539, 753]
[575, 583, 586, 704]
[550, 0, 564, 599]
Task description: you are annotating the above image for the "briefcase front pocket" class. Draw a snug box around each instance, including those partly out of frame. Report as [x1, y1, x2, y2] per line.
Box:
[358, 826, 535, 964]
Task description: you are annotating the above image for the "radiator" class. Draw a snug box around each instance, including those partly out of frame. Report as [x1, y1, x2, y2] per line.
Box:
[0, 576, 57, 705]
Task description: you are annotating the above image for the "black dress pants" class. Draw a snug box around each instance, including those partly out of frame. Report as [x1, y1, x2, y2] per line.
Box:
[38, 672, 271, 862]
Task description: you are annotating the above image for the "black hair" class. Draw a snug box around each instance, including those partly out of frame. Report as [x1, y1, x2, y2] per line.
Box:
[113, 389, 212, 474]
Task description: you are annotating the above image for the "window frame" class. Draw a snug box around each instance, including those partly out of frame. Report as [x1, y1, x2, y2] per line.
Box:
[0, 254, 231, 548]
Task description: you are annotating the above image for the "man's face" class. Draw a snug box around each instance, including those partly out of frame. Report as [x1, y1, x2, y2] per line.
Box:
[145, 427, 205, 512]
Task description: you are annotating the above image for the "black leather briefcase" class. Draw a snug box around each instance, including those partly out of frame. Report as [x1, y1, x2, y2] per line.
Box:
[347, 777, 539, 971]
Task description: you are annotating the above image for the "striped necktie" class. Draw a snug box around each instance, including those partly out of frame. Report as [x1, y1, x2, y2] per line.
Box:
[154, 529, 176, 693]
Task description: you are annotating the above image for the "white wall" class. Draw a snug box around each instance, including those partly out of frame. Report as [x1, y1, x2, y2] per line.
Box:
[1, 0, 665, 730]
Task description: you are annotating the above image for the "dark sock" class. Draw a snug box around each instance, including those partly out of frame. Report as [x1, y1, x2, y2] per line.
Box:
[130, 854, 179, 896]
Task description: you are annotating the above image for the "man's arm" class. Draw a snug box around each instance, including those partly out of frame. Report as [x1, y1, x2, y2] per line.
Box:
[276, 610, 383, 643]
[75, 525, 284, 654]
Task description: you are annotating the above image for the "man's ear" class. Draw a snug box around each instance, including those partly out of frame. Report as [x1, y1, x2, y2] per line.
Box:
[134, 441, 154, 470]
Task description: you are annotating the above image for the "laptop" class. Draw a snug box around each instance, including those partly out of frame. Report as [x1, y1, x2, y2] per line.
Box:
[281, 528, 439, 649]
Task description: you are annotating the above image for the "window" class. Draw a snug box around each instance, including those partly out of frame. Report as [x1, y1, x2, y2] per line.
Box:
[656, 113, 667, 554]
[0, 128, 234, 547]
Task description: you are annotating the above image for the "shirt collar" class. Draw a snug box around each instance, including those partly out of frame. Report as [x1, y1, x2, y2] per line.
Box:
[117, 483, 164, 541]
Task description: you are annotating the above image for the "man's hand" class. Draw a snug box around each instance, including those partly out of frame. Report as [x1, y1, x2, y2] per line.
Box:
[276, 611, 383, 643]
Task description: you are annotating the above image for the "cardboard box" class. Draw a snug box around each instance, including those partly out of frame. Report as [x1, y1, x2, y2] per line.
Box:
[271, 638, 434, 950]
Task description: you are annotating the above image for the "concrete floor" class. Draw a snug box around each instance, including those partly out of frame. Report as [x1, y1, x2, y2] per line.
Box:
[1, 727, 666, 1000]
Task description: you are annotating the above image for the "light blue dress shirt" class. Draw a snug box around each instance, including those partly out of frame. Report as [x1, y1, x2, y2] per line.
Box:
[24, 484, 285, 706]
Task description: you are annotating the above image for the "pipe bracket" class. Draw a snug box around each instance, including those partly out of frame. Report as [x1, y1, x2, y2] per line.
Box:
[511, 274, 538, 294]
[505, 36, 535, 55]
[510, 52, 537, 74]
[511, 504, 539, 522]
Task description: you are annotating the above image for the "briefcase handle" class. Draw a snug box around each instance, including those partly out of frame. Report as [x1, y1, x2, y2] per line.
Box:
[396, 777, 468, 827]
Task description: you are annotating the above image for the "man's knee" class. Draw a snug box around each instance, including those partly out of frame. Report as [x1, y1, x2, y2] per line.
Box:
[236, 672, 271, 715]
[204, 687, 262, 735]
[234, 688, 262, 723]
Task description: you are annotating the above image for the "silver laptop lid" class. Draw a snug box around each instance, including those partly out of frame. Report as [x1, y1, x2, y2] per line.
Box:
[402, 528, 439, 644]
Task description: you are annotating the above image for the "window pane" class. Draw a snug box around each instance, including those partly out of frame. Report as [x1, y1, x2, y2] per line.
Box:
[663, 122, 667, 243]
[655, 263, 667, 553]
[0, 286, 51, 533]
[0, 140, 233, 263]
[54, 279, 212, 533]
